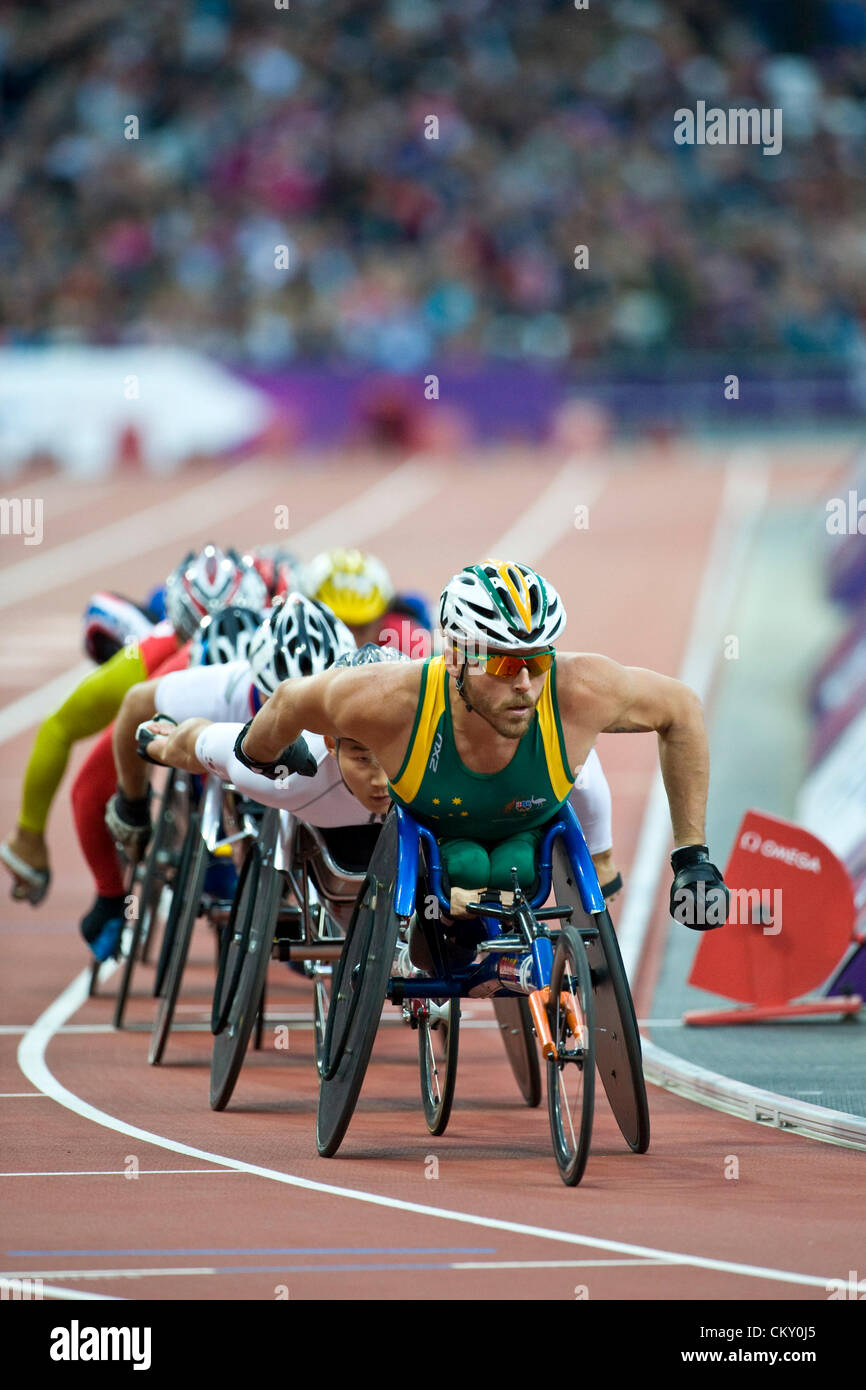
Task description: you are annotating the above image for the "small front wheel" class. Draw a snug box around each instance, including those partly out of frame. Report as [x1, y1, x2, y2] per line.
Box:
[418, 998, 460, 1136]
[546, 923, 595, 1187]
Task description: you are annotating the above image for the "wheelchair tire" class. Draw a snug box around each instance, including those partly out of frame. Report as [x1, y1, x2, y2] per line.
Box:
[552, 840, 650, 1154]
[317, 813, 400, 1157]
[113, 769, 182, 1029]
[210, 822, 283, 1111]
[141, 773, 189, 965]
[148, 810, 208, 1066]
[546, 922, 595, 1187]
[418, 997, 460, 1136]
[312, 968, 330, 1077]
[87, 958, 101, 998]
[211, 838, 261, 1036]
[493, 996, 542, 1107]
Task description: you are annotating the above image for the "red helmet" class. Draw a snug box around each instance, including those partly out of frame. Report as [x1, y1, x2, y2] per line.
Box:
[165, 545, 268, 642]
[247, 546, 305, 602]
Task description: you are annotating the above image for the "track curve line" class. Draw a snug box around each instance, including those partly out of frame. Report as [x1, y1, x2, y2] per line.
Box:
[16, 969, 840, 1294]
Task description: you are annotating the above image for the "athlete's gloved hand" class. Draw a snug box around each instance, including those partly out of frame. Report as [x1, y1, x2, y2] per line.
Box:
[136, 713, 177, 765]
[670, 845, 729, 929]
[233, 720, 318, 780]
[105, 788, 152, 852]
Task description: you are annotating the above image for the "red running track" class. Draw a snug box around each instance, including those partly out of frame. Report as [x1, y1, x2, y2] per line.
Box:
[1, 442, 863, 1301]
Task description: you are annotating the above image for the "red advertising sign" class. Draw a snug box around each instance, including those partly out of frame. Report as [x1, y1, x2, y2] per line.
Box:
[688, 810, 855, 1006]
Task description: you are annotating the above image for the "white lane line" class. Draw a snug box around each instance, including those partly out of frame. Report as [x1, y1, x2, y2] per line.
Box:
[0, 464, 281, 611]
[0, 660, 93, 747]
[0, 1169, 243, 1177]
[0, 456, 442, 741]
[0, 1257, 668, 1281]
[617, 453, 769, 978]
[287, 455, 441, 559]
[0, 1091, 44, 1097]
[451, 1258, 671, 1271]
[486, 461, 604, 565]
[0, 1278, 123, 1302]
[16, 968, 841, 1293]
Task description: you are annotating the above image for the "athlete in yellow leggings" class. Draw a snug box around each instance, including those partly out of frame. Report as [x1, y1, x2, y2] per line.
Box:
[1, 546, 267, 904]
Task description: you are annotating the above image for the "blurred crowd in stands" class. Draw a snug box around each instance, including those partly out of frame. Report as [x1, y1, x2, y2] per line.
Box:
[2, 0, 866, 369]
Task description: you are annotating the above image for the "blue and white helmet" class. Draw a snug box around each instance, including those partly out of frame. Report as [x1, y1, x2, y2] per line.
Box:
[83, 592, 155, 664]
[248, 593, 356, 696]
[165, 545, 269, 643]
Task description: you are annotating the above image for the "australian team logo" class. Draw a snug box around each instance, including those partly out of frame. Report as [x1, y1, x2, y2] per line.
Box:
[505, 795, 547, 814]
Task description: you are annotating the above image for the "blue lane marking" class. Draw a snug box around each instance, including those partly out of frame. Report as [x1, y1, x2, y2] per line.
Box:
[8, 1246, 496, 1258]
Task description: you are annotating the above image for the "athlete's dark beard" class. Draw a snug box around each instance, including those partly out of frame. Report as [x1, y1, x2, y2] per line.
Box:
[459, 671, 536, 739]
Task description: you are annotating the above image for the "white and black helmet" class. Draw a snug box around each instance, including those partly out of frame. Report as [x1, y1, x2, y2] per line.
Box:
[191, 605, 265, 668]
[439, 560, 566, 650]
[165, 545, 269, 643]
[248, 593, 356, 696]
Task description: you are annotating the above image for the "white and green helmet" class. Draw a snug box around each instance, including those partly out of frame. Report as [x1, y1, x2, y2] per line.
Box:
[439, 560, 566, 651]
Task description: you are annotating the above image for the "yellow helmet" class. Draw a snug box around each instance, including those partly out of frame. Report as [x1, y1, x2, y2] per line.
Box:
[304, 548, 394, 627]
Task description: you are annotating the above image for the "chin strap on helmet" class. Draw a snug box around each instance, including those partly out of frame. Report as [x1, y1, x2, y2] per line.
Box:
[455, 656, 474, 713]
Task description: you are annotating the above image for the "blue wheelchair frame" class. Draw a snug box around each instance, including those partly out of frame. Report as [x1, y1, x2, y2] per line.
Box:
[389, 800, 604, 1002]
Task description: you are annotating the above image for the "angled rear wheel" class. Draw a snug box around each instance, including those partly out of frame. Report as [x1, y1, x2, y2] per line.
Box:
[148, 811, 208, 1065]
[493, 995, 541, 1107]
[210, 821, 283, 1111]
[316, 814, 400, 1157]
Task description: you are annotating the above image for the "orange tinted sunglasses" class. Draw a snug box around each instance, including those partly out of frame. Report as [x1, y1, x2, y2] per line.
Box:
[458, 646, 554, 679]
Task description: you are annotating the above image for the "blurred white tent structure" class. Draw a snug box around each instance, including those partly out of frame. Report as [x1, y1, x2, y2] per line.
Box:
[0, 347, 274, 478]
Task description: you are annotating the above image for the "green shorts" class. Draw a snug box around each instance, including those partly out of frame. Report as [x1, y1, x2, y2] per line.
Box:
[438, 826, 546, 894]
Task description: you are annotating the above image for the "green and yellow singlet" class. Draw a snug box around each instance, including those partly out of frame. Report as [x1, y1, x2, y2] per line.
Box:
[388, 655, 574, 841]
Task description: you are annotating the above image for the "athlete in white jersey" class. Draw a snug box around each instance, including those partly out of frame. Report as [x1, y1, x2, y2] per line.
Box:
[112, 593, 355, 817]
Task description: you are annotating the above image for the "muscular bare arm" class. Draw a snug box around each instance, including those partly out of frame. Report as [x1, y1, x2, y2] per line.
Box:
[558, 655, 709, 847]
[113, 680, 160, 798]
[240, 663, 421, 777]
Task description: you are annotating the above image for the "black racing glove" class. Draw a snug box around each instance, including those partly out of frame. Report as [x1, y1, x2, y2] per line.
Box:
[135, 713, 177, 765]
[670, 845, 729, 930]
[105, 787, 152, 852]
[233, 720, 318, 781]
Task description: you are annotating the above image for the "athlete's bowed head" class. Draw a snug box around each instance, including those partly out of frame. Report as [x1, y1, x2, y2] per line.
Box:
[324, 643, 408, 815]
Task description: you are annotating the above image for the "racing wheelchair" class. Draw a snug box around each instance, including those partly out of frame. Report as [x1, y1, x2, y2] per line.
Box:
[317, 802, 650, 1186]
[110, 766, 191, 1028]
[207, 807, 376, 1111]
[205, 809, 552, 1118]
